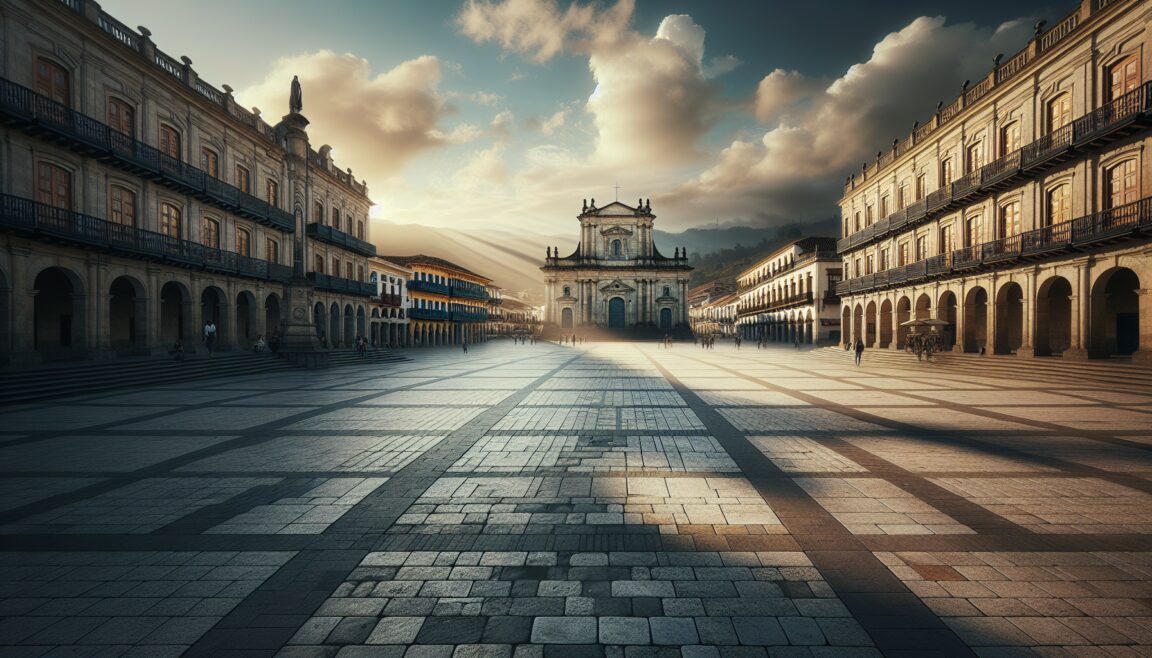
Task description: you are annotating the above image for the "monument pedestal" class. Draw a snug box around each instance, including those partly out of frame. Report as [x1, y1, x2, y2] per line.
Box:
[278, 278, 329, 369]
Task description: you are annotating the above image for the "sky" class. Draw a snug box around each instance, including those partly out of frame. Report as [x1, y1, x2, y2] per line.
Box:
[100, 0, 1061, 235]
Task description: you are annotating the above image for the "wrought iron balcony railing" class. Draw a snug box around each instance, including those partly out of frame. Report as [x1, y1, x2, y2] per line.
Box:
[305, 223, 376, 257]
[407, 280, 451, 296]
[306, 272, 375, 297]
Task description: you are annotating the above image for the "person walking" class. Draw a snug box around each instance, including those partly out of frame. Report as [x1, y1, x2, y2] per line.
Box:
[203, 320, 217, 357]
[854, 339, 864, 366]
[462, 338, 469, 354]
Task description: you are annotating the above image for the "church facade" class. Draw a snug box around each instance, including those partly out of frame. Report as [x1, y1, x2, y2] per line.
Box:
[541, 199, 692, 333]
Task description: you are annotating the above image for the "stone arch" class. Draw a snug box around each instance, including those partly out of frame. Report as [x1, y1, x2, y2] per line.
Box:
[915, 293, 932, 320]
[879, 299, 893, 348]
[109, 275, 147, 355]
[896, 296, 912, 349]
[329, 302, 340, 347]
[314, 302, 327, 341]
[937, 290, 958, 351]
[201, 286, 227, 348]
[561, 307, 574, 329]
[852, 303, 863, 343]
[865, 300, 877, 347]
[804, 309, 814, 344]
[964, 287, 988, 353]
[343, 303, 355, 346]
[1035, 277, 1072, 357]
[841, 306, 851, 346]
[34, 266, 87, 357]
[265, 293, 282, 338]
[160, 281, 192, 346]
[235, 290, 258, 345]
[608, 297, 625, 329]
[357, 305, 366, 340]
[1090, 267, 1140, 357]
[995, 281, 1024, 355]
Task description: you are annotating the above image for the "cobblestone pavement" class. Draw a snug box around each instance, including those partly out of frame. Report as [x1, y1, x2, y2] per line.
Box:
[2, 342, 1152, 657]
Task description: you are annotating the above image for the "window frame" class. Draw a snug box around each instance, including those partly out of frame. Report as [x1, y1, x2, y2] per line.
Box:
[108, 184, 137, 226]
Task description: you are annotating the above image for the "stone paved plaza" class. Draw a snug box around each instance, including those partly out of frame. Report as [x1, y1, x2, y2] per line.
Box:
[2, 342, 1152, 657]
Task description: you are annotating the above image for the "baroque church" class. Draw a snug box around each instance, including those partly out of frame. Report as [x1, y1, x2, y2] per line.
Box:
[541, 198, 693, 333]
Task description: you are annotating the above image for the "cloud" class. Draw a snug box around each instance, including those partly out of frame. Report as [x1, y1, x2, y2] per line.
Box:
[532, 109, 567, 135]
[237, 50, 462, 180]
[673, 15, 1033, 221]
[491, 109, 515, 143]
[447, 90, 504, 106]
[456, 145, 508, 187]
[456, 0, 635, 63]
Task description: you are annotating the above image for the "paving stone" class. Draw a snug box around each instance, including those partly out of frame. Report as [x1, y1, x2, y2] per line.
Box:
[599, 616, 652, 645]
[649, 617, 699, 645]
[531, 616, 598, 644]
[366, 617, 424, 644]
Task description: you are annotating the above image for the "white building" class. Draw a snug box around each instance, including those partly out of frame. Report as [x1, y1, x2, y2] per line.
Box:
[736, 237, 843, 345]
[541, 198, 692, 334]
[369, 258, 411, 347]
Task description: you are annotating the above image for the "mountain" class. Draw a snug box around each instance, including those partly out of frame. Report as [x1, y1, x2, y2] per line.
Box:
[370, 216, 839, 299]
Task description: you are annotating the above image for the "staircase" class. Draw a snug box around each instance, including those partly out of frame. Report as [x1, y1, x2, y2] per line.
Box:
[810, 346, 1152, 390]
[0, 349, 410, 406]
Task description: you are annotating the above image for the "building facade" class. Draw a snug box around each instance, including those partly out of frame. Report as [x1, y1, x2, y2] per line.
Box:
[0, 0, 376, 364]
[690, 291, 739, 337]
[380, 255, 492, 347]
[541, 199, 692, 333]
[489, 294, 541, 337]
[737, 237, 843, 345]
[369, 257, 411, 348]
[837, 0, 1151, 360]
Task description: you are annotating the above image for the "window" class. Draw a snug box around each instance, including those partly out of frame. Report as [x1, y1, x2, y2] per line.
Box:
[314, 254, 324, 273]
[941, 159, 954, 186]
[357, 220, 365, 240]
[1046, 94, 1071, 134]
[314, 201, 324, 224]
[915, 235, 926, 261]
[879, 248, 889, 270]
[200, 148, 218, 177]
[1107, 55, 1140, 101]
[345, 262, 353, 279]
[36, 162, 71, 209]
[1000, 122, 1020, 156]
[236, 228, 251, 256]
[109, 185, 136, 226]
[266, 179, 278, 206]
[160, 202, 181, 237]
[266, 238, 279, 262]
[159, 124, 181, 160]
[35, 57, 70, 105]
[865, 255, 874, 275]
[898, 243, 908, 267]
[966, 142, 984, 173]
[332, 257, 340, 276]
[940, 225, 954, 255]
[898, 181, 909, 208]
[202, 217, 220, 248]
[880, 195, 890, 218]
[612, 239, 622, 257]
[999, 202, 1021, 238]
[854, 212, 861, 233]
[1046, 184, 1072, 226]
[966, 214, 983, 247]
[235, 165, 250, 194]
[1105, 160, 1139, 209]
[915, 173, 926, 201]
[663, 286, 671, 296]
[563, 286, 571, 296]
[332, 208, 341, 231]
[358, 265, 364, 281]
[865, 205, 874, 226]
[107, 97, 134, 137]
[854, 258, 862, 278]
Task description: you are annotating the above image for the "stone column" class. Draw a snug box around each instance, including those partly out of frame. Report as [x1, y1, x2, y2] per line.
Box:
[1065, 263, 1090, 359]
[1017, 270, 1036, 358]
[1132, 289, 1152, 364]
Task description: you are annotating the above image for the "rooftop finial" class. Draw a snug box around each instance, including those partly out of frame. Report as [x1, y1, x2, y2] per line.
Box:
[290, 75, 303, 113]
[582, 198, 587, 212]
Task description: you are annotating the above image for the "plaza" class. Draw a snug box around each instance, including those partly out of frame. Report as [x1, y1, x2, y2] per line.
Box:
[1, 341, 1151, 657]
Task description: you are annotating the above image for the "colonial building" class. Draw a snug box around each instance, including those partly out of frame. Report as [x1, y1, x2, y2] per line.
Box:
[489, 293, 541, 337]
[369, 257, 411, 348]
[380, 255, 492, 347]
[0, 0, 376, 364]
[837, 0, 1151, 360]
[541, 198, 692, 333]
[736, 237, 843, 345]
[690, 291, 739, 337]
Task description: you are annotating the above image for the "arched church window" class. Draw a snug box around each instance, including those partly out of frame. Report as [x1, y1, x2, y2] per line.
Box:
[563, 286, 571, 297]
[612, 239, 622, 257]
[663, 286, 670, 296]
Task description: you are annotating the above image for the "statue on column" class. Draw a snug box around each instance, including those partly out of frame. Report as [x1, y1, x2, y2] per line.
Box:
[290, 75, 303, 114]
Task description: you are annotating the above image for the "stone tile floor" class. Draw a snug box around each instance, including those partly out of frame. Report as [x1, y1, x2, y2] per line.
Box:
[1, 341, 1151, 657]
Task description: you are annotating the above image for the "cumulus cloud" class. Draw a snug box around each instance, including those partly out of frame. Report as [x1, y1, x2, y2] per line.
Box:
[673, 15, 1033, 220]
[456, 0, 635, 62]
[237, 50, 466, 179]
[533, 109, 567, 135]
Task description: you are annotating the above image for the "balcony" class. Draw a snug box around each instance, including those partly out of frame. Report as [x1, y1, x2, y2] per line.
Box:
[305, 223, 376, 257]
[407, 280, 450, 296]
[737, 291, 813, 318]
[840, 81, 1152, 256]
[450, 286, 489, 301]
[306, 272, 375, 297]
[409, 308, 448, 321]
[0, 78, 295, 232]
[737, 251, 837, 292]
[0, 193, 291, 282]
[379, 293, 403, 307]
[837, 194, 1152, 297]
[451, 310, 489, 322]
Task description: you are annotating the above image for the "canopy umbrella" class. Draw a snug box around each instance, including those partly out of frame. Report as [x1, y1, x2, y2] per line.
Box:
[921, 318, 950, 326]
[899, 319, 928, 327]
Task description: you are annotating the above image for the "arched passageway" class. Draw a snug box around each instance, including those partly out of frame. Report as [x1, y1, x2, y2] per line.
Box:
[236, 291, 257, 345]
[329, 302, 340, 347]
[160, 282, 190, 345]
[1035, 277, 1072, 357]
[964, 287, 988, 353]
[1090, 268, 1140, 357]
[995, 282, 1024, 355]
[879, 299, 893, 348]
[35, 267, 86, 357]
[265, 293, 282, 338]
[937, 291, 957, 351]
[864, 301, 877, 347]
[896, 297, 911, 349]
[109, 276, 146, 354]
[201, 286, 226, 348]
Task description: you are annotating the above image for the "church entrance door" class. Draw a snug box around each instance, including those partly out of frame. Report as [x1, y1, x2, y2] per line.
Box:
[659, 308, 672, 330]
[608, 297, 626, 329]
[561, 307, 574, 329]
